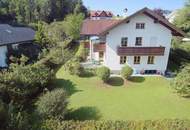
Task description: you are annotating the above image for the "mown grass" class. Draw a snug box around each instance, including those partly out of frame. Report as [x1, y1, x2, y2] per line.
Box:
[55, 66, 190, 121]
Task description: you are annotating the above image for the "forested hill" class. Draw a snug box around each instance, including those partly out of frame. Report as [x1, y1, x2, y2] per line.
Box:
[0, 0, 88, 24]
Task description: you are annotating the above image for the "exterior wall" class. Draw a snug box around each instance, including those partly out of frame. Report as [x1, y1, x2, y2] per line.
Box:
[94, 52, 99, 61]
[105, 13, 172, 74]
[0, 46, 8, 67]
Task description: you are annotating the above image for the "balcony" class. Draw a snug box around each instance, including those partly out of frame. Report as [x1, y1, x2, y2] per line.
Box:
[117, 46, 165, 56]
[93, 43, 106, 52]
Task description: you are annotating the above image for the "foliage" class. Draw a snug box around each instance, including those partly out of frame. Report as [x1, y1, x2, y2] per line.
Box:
[65, 59, 84, 76]
[121, 65, 133, 80]
[96, 66, 110, 82]
[63, 13, 84, 40]
[171, 64, 190, 97]
[174, 2, 190, 34]
[74, 0, 88, 16]
[46, 21, 67, 43]
[41, 119, 190, 130]
[37, 40, 78, 69]
[35, 22, 51, 48]
[169, 38, 190, 72]
[0, 99, 8, 129]
[7, 103, 32, 130]
[36, 89, 68, 120]
[0, 63, 52, 103]
[0, 0, 88, 23]
[75, 42, 87, 62]
[20, 55, 29, 65]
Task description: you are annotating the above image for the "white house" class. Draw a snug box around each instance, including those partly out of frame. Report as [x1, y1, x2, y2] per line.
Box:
[0, 24, 35, 67]
[89, 10, 113, 20]
[80, 7, 186, 75]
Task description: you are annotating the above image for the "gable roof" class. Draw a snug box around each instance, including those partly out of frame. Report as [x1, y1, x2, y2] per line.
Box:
[99, 7, 186, 37]
[0, 24, 35, 46]
[90, 10, 113, 17]
[80, 19, 122, 36]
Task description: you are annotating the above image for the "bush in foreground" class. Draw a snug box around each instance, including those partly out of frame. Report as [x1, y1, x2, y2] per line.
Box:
[41, 119, 190, 130]
[171, 64, 190, 97]
[36, 89, 68, 120]
[121, 65, 133, 80]
[96, 66, 110, 83]
[0, 64, 52, 104]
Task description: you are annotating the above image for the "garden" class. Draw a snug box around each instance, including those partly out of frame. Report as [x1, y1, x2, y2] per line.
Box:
[55, 65, 190, 121]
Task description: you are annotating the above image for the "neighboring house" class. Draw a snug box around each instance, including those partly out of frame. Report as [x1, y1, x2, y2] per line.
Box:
[80, 7, 186, 75]
[90, 10, 113, 20]
[0, 24, 35, 67]
[166, 10, 179, 23]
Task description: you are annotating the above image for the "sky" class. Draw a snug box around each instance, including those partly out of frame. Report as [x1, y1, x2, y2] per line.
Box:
[83, 0, 186, 16]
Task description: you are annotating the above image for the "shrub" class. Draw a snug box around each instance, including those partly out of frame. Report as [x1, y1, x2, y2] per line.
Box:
[0, 64, 52, 103]
[65, 59, 84, 76]
[41, 119, 190, 130]
[0, 100, 8, 129]
[75, 43, 87, 62]
[36, 89, 68, 120]
[121, 65, 133, 80]
[171, 64, 190, 97]
[96, 66, 110, 82]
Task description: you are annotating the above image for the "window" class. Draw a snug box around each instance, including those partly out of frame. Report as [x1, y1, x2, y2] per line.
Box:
[135, 37, 142, 46]
[136, 23, 145, 29]
[120, 56, 127, 64]
[121, 37, 128, 47]
[147, 56, 155, 64]
[134, 56, 141, 64]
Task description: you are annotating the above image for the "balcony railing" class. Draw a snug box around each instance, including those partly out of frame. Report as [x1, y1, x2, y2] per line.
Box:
[93, 43, 106, 52]
[117, 46, 165, 56]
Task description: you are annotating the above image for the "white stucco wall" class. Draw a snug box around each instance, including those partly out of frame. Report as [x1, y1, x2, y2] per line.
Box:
[0, 46, 8, 67]
[104, 13, 172, 74]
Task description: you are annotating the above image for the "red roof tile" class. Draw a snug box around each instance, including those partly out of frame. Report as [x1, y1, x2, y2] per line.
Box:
[80, 19, 121, 35]
[90, 10, 113, 17]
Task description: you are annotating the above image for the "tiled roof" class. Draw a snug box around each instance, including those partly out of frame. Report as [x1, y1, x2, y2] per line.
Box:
[80, 19, 122, 35]
[90, 10, 113, 17]
[0, 24, 35, 45]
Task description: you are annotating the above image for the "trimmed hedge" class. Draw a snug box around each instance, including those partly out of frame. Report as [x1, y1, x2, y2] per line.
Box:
[96, 66, 110, 83]
[121, 65, 133, 80]
[41, 119, 190, 130]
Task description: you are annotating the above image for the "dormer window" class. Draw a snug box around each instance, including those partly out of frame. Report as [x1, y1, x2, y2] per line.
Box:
[136, 23, 145, 29]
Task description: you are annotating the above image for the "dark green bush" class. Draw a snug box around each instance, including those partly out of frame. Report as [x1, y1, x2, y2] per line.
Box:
[0, 100, 8, 129]
[171, 64, 190, 97]
[0, 64, 52, 103]
[41, 119, 190, 130]
[36, 89, 68, 120]
[121, 65, 133, 80]
[96, 66, 110, 83]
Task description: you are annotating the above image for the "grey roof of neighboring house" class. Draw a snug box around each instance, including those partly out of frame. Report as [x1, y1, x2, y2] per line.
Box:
[0, 24, 35, 46]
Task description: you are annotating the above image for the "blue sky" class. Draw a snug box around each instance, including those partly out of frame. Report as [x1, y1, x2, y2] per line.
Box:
[83, 0, 186, 16]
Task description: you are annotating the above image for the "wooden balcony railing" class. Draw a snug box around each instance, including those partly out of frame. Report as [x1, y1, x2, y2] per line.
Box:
[117, 46, 165, 56]
[93, 43, 106, 52]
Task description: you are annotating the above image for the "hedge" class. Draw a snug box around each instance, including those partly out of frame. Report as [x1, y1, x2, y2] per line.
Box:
[41, 119, 190, 130]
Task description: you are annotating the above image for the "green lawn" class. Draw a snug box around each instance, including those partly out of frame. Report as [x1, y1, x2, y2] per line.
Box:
[55, 66, 190, 121]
